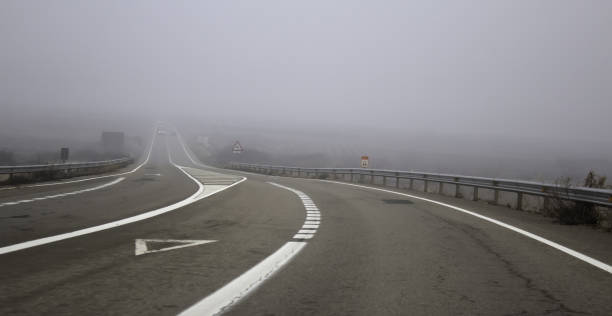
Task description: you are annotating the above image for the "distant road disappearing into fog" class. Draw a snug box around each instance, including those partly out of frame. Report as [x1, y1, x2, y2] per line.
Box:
[0, 132, 611, 315]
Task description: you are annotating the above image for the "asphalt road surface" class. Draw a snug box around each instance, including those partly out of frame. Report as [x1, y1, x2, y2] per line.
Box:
[1, 133, 611, 315]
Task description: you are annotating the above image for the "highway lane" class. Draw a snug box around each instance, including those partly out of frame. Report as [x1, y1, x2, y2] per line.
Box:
[169, 133, 612, 315]
[0, 133, 611, 315]
[0, 135, 196, 246]
[168, 132, 612, 315]
[0, 134, 305, 315]
[226, 177, 612, 315]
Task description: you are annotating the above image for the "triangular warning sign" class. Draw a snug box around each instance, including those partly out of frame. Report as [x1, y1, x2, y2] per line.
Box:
[232, 141, 243, 154]
[134, 239, 217, 256]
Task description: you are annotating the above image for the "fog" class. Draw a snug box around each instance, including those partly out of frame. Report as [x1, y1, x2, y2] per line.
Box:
[1, 1, 611, 181]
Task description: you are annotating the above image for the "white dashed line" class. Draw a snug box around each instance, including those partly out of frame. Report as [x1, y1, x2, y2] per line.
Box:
[179, 182, 322, 315]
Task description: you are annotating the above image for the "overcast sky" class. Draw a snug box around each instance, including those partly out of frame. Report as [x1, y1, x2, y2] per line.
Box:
[1, 1, 611, 144]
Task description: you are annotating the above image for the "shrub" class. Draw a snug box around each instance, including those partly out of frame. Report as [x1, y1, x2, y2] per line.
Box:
[545, 173, 602, 226]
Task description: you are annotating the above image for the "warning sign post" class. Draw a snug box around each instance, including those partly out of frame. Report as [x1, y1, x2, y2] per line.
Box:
[361, 156, 369, 168]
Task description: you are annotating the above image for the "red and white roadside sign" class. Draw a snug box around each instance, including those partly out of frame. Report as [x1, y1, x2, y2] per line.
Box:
[361, 156, 369, 168]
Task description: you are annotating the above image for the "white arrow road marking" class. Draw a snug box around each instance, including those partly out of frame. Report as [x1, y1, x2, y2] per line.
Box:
[134, 239, 217, 256]
[0, 177, 125, 208]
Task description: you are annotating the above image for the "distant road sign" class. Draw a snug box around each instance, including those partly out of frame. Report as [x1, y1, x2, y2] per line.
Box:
[232, 141, 244, 154]
[60, 148, 69, 163]
[361, 156, 369, 168]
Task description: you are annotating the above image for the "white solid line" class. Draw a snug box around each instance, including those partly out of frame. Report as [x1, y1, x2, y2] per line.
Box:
[0, 144, 246, 255]
[0, 177, 125, 208]
[321, 180, 612, 275]
[179, 241, 307, 316]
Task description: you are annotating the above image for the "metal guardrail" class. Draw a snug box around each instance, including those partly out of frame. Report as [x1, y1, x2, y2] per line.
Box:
[229, 163, 612, 209]
[0, 157, 133, 176]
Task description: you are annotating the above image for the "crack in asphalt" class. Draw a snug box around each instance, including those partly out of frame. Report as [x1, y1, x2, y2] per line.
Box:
[427, 210, 588, 315]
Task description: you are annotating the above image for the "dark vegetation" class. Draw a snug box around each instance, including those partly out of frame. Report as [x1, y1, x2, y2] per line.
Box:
[546, 171, 609, 226]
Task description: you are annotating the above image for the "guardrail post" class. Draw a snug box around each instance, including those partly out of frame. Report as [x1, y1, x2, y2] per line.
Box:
[493, 181, 499, 205]
[439, 182, 443, 194]
[409, 178, 414, 190]
[383, 175, 387, 186]
[541, 188, 550, 211]
[473, 187, 478, 201]
[424, 175, 429, 193]
[395, 172, 400, 188]
[454, 177, 460, 198]
[370, 171, 374, 184]
[516, 192, 523, 210]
